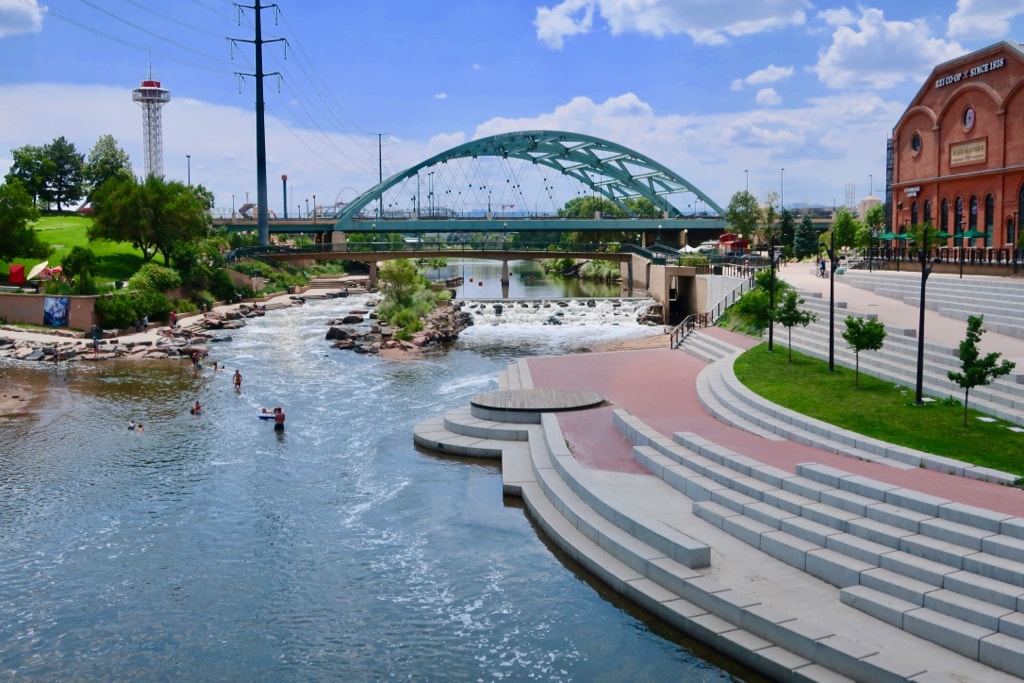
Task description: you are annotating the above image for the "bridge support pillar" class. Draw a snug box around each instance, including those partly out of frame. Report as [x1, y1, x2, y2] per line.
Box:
[368, 261, 378, 288]
[500, 260, 510, 287]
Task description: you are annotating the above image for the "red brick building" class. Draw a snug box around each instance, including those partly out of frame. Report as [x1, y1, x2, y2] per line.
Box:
[890, 41, 1024, 261]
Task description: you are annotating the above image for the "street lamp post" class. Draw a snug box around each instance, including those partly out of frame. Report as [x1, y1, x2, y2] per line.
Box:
[231, 193, 235, 220]
[780, 167, 785, 211]
[915, 224, 940, 405]
[186, 154, 191, 187]
[768, 230, 777, 352]
[1014, 212, 1020, 276]
[745, 169, 749, 192]
[819, 232, 838, 373]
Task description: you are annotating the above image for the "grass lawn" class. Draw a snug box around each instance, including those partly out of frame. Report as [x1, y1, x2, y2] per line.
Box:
[3, 215, 144, 284]
[734, 343, 1024, 478]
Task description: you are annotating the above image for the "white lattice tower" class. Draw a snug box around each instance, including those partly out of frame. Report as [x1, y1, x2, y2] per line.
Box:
[132, 77, 171, 178]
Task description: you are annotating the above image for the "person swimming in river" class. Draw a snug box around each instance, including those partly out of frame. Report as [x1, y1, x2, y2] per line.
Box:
[273, 406, 285, 431]
[190, 400, 202, 415]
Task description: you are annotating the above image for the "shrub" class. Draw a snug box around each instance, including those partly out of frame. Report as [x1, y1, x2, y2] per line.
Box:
[209, 269, 236, 302]
[129, 263, 182, 292]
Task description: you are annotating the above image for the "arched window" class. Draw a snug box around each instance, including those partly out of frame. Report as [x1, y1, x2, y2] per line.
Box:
[911, 201, 918, 226]
[955, 197, 964, 234]
[923, 199, 932, 226]
[985, 194, 994, 246]
[941, 198, 949, 232]
[1007, 216, 1015, 248]
[969, 196, 978, 231]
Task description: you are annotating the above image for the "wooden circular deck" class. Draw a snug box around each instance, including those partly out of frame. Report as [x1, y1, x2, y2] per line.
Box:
[471, 388, 605, 413]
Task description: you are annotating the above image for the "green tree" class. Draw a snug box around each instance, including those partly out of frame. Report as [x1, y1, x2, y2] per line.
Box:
[379, 258, 424, 306]
[623, 196, 660, 218]
[0, 181, 48, 261]
[84, 134, 132, 199]
[89, 175, 210, 267]
[725, 190, 760, 241]
[775, 290, 816, 362]
[948, 315, 1016, 426]
[793, 214, 818, 259]
[842, 316, 887, 386]
[778, 208, 795, 254]
[4, 145, 53, 206]
[42, 136, 86, 210]
[60, 245, 98, 283]
[558, 196, 625, 219]
[831, 208, 860, 250]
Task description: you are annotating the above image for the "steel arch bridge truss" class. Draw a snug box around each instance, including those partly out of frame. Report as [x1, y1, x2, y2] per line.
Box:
[334, 130, 724, 225]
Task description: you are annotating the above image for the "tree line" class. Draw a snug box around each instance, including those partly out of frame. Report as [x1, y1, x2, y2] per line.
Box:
[724, 189, 888, 260]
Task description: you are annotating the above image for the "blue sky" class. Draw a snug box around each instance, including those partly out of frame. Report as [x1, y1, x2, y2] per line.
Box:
[3, 0, 1024, 216]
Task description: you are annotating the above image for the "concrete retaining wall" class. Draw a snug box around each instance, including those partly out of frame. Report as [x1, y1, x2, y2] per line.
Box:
[0, 292, 97, 331]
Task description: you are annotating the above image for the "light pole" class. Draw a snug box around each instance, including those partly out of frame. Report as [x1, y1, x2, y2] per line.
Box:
[656, 224, 662, 245]
[780, 167, 785, 211]
[915, 224, 940, 405]
[281, 174, 287, 219]
[312, 194, 317, 223]
[186, 154, 191, 187]
[683, 228, 688, 248]
[768, 229, 777, 352]
[231, 193, 235, 219]
[745, 169, 749, 192]
[1014, 212, 1020, 276]
[820, 232, 838, 373]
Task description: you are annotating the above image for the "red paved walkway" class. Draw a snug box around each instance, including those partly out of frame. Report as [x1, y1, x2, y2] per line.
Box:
[528, 339, 1024, 518]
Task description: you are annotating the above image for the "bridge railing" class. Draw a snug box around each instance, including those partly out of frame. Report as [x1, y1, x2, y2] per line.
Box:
[226, 240, 637, 262]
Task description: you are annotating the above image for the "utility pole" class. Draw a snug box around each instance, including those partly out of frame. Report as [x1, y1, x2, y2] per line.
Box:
[231, 0, 287, 247]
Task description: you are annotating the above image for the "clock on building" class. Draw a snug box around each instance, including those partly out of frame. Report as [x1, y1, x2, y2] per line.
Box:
[963, 106, 976, 131]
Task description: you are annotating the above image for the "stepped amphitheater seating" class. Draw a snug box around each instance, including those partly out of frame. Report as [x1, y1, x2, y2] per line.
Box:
[414, 353, 1024, 681]
[840, 271, 1024, 340]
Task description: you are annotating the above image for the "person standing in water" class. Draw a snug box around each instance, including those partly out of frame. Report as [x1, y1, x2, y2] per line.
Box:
[273, 406, 285, 432]
[233, 370, 242, 390]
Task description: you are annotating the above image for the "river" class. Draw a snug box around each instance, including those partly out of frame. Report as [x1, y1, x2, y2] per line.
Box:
[0, 260, 750, 681]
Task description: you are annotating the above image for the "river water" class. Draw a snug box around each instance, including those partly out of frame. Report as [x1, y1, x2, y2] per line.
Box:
[0, 261, 749, 681]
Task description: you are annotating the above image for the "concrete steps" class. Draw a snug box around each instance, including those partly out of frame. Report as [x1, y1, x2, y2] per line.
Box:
[696, 358, 1018, 483]
[413, 353, 1024, 680]
[677, 329, 743, 363]
[620, 408, 1024, 677]
[839, 272, 1024, 339]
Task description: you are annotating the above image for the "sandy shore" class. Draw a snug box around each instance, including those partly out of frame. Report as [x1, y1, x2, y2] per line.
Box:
[0, 379, 34, 417]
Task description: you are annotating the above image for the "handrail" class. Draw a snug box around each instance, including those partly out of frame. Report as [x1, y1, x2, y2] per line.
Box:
[669, 312, 708, 348]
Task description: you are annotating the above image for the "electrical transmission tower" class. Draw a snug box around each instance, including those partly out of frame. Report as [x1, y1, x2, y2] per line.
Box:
[230, 0, 287, 246]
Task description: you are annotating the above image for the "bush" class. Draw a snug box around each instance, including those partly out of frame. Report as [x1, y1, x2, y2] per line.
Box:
[95, 293, 137, 328]
[94, 289, 173, 328]
[129, 263, 182, 292]
[208, 269, 236, 302]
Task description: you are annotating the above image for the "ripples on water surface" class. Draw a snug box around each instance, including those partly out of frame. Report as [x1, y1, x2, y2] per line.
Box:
[0, 292, 748, 681]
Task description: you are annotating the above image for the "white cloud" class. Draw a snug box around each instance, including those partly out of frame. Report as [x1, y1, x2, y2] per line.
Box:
[814, 8, 965, 90]
[434, 92, 447, 100]
[0, 0, 43, 38]
[535, 0, 810, 48]
[756, 88, 782, 106]
[817, 7, 856, 27]
[732, 64, 794, 90]
[947, 0, 1024, 39]
[535, 0, 594, 49]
